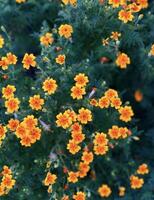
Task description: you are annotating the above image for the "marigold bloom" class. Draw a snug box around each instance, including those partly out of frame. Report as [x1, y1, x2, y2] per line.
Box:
[119, 127, 129, 138]
[67, 139, 81, 154]
[0, 35, 4, 48]
[6, 53, 17, 65]
[110, 32, 121, 41]
[109, 0, 121, 8]
[74, 73, 89, 87]
[0, 185, 4, 196]
[29, 95, 44, 110]
[68, 171, 79, 183]
[42, 78, 58, 95]
[71, 122, 82, 134]
[65, 110, 77, 122]
[94, 144, 109, 155]
[0, 57, 9, 70]
[119, 186, 125, 196]
[20, 135, 33, 147]
[16, 0, 26, 3]
[118, 10, 134, 23]
[119, 106, 134, 122]
[2, 166, 12, 176]
[58, 24, 73, 38]
[137, 164, 149, 175]
[1, 174, 16, 189]
[81, 151, 94, 164]
[134, 90, 143, 102]
[40, 33, 54, 46]
[2, 85, 16, 99]
[55, 54, 66, 65]
[73, 191, 86, 200]
[77, 108, 92, 124]
[44, 172, 57, 186]
[90, 98, 98, 106]
[111, 97, 122, 109]
[98, 184, 112, 197]
[72, 132, 85, 144]
[94, 132, 108, 146]
[149, 44, 154, 56]
[78, 162, 90, 178]
[98, 96, 110, 108]
[56, 112, 72, 129]
[130, 175, 144, 189]
[22, 53, 36, 69]
[0, 125, 7, 141]
[105, 89, 118, 99]
[128, 3, 141, 12]
[7, 119, 19, 132]
[5, 97, 20, 113]
[23, 115, 38, 129]
[71, 86, 86, 100]
[108, 125, 121, 139]
[137, 0, 148, 8]
[116, 53, 130, 69]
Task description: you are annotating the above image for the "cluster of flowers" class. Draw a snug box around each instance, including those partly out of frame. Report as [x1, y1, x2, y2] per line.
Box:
[0, 52, 17, 70]
[71, 73, 89, 100]
[0, 166, 16, 196]
[107, 0, 148, 23]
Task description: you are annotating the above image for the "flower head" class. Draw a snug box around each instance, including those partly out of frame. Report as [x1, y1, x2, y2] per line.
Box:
[58, 24, 73, 38]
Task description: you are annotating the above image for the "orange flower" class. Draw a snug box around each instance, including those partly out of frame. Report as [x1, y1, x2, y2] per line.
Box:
[105, 89, 118, 100]
[119, 127, 129, 139]
[78, 162, 90, 178]
[0, 57, 9, 70]
[110, 32, 121, 41]
[0, 185, 5, 196]
[119, 106, 134, 122]
[116, 53, 130, 69]
[29, 127, 41, 142]
[15, 122, 27, 138]
[67, 171, 79, 183]
[20, 135, 33, 147]
[90, 98, 98, 106]
[6, 53, 17, 65]
[134, 90, 143, 102]
[98, 96, 110, 108]
[71, 122, 82, 134]
[42, 78, 58, 95]
[2, 85, 16, 99]
[0, 125, 7, 141]
[81, 151, 93, 164]
[137, 0, 148, 8]
[98, 184, 112, 197]
[74, 73, 89, 87]
[5, 97, 20, 113]
[67, 139, 81, 154]
[137, 164, 149, 175]
[73, 191, 86, 200]
[94, 145, 108, 155]
[29, 95, 44, 110]
[58, 24, 73, 38]
[44, 172, 57, 186]
[1, 174, 16, 189]
[0, 35, 4, 48]
[23, 115, 38, 130]
[40, 33, 54, 46]
[2, 166, 12, 176]
[56, 112, 72, 129]
[72, 132, 85, 144]
[108, 125, 121, 139]
[55, 54, 66, 65]
[16, 0, 26, 3]
[71, 86, 86, 100]
[119, 186, 125, 196]
[149, 44, 154, 56]
[77, 108, 92, 124]
[7, 119, 19, 131]
[65, 109, 77, 122]
[94, 132, 108, 146]
[128, 3, 141, 12]
[111, 97, 122, 109]
[22, 53, 36, 69]
[130, 175, 144, 189]
[109, 0, 121, 8]
[118, 10, 134, 23]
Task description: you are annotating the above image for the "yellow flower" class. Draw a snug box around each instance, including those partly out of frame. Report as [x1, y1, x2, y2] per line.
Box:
[0, 57, 9, 70]
[119, 186, 125, 196]
[6, 53, 18, 65]
[71, 85, 86, 99]
[77, 108, 92, 124]
[149, 44, 154, 56]
[119, 106, 134, 122]
[109, 0, 121, 8]
[98, 184, 112, 197]
[22, 53, 36, 69]
[42, 78, 58, 95]
[44, 172, 57, 186]
[56, 112, 72, 129]
[0, 35, 4, 48]
[118, 10, 134, 23]
[16, 0, 26, 3]
[2, 85, 16, 99]
[5, 97, 20, 113]
[110, 32, 121, 41]
[40, 33, 54, 46]
[29, 95, 44, 110]
[55, 54, 66, 65]
[58, 24, 73, 38]
[116, 53, 130, 69]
